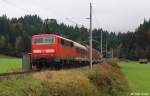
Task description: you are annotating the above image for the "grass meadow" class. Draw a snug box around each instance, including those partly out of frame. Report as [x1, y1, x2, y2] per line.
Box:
[119, 61, 150, 94]
[0, 54, 21, 73]
[0, 57, 129, 96]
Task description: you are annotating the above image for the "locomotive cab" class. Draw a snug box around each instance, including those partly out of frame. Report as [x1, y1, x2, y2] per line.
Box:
[32, 34, 56, 56]
[31, 34, 57, 68]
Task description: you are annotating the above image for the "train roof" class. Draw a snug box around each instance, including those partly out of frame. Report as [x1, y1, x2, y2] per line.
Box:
[56, 35, 87, 50]
[32, 34, 57, 37]
[32, 34, 100, 52]
[32, 34, 86, 50]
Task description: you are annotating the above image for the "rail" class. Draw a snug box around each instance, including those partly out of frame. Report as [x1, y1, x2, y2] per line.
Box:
[0, 70, 40, 80]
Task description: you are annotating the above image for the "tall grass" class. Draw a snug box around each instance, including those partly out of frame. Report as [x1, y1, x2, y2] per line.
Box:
[32, 63, 129, 96]
[33, 69, 101, 96]
[0, 59, 129, 96]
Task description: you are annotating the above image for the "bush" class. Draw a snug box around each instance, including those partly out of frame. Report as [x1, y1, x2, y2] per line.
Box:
[88, 70, 129, 96]
[32, 70, 101, 96]
[0, 64, 129, 96]
[106, 58, 120, 68]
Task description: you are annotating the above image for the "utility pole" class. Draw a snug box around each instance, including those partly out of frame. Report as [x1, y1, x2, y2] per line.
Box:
[106, 39, 107, 57]
[89, 2, 92, 70]
[101, 31, 103, 57]
[112, 48, 114, 58]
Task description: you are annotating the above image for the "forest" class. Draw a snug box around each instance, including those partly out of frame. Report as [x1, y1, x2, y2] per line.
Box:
[0, 15, 150, 60]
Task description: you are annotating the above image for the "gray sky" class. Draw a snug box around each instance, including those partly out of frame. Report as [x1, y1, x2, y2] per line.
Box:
[0, 0, 150, 32]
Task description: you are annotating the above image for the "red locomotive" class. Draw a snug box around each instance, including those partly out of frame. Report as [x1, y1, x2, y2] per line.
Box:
[31, 34, 101, 69]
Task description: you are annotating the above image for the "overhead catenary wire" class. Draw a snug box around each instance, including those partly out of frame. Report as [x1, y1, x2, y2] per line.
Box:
[1, 0, 39, 15]
[32, 1, 87, 26]
[92, 7, 104, 56]
[30, 0, 88, 27]
[1, 0, 90, 30]
[65, 18, 86, 28]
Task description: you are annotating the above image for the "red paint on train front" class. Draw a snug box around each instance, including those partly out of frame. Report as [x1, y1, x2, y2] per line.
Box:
[32, 34, 57, 57]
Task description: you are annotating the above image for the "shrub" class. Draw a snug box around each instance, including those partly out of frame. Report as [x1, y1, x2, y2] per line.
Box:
[0, 64, 129, 96]
[106, 58, 120, 68]
[32, 70, 100, 96]
[88, 70, 129, 96]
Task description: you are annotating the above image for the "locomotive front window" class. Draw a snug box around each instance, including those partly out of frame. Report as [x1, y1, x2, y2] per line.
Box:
[44, 36, 54, 44]
[34, 37, 43, 44]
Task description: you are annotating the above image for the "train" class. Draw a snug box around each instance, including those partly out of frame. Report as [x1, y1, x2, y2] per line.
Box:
[31, 34, 101, 69]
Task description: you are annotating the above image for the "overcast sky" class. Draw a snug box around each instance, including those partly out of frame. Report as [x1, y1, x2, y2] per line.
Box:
[0, 0, 150, 32]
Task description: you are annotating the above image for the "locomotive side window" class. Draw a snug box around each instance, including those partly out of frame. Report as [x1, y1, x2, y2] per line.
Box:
[34, 37, 43, 44]
[60, 39, 65, 45]
[64, 40, 70, 46]
[45, 36, 54, 44]
[70, 42, 74, 47]
[60, 38, 74, 47]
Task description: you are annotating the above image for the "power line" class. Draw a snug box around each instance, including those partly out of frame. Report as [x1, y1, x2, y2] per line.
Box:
[65, 18, 79, 25]
[2, 0, 89, 29]
[1, 0, 37, 14]
[92, 7, 104, 56]
[31, 0, 54, 18]
[31, 0, 88, 27]
[65, 18, 86, 27]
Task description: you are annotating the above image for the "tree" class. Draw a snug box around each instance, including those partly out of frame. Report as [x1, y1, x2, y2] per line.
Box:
[0, 35, 6, 51]
[15, 36, 22, 56]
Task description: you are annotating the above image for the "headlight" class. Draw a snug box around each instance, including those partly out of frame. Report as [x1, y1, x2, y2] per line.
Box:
[45, 49, 55, 53]
[33, 50, 42, 53]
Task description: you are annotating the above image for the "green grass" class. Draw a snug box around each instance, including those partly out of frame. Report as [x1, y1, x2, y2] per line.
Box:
[0, 76, 43, 96]
[0, 54, 21, 73]
[0, 54, 18, 59]
[0, 63, 129, 96]
[0, 56, 129, 96]
[119, 61, 150, 93]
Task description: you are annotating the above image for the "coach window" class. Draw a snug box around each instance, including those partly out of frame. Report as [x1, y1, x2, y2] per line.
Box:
[60, 39, 73, 47]
[60, 39, 65, 45]
[65, 40, 73, 47]
[70, 42, 74, 47]
[45, 36, 54, 44]
[65, 40, 70, 47]
[35, 37, 43, 44]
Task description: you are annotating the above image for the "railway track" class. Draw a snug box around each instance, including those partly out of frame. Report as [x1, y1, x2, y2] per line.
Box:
[0, 70, 40, 80]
